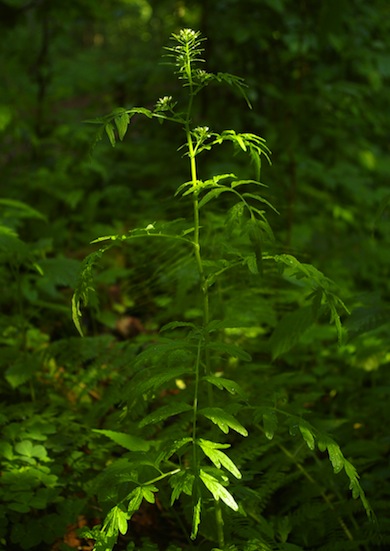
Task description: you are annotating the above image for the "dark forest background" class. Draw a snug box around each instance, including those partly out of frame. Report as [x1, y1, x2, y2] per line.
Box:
[1, 1, 390, 550]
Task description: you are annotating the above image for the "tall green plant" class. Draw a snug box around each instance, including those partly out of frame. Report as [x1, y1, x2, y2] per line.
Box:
[73, 29, 371, 551]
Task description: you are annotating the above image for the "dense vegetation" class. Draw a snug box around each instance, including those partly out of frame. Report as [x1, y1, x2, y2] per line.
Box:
[1, 1, 389, 550]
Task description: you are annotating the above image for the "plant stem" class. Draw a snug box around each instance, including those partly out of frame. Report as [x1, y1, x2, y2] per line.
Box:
[215, 503, 225, 548]
[192, 339, 202, 469]
[185, 127, 211, 378]
[145, 468, 181, 486]
[186, 120, 224, 549]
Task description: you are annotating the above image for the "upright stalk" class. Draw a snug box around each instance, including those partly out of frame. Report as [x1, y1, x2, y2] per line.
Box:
[192, 339, 202, 471]
[185, 80, 224, 547]
[186, 128, 210, 329]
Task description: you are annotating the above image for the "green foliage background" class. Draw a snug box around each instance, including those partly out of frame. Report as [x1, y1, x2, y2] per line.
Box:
[1, 1, 389, 550]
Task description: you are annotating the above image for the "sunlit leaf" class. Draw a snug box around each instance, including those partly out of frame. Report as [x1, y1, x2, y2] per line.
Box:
[127, 487, 143, 514]
[191, 496, 202, 540]
[141, 485, 158, 504]
[115, 507, 129, 535]
[199, 407, 248, 436]
[198, 438, 241, 478]
[199, 469, 238, 511]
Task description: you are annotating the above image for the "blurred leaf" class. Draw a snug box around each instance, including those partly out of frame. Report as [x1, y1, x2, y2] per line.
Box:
[93, 430, 150, 452]
[270, 307, 314, 359]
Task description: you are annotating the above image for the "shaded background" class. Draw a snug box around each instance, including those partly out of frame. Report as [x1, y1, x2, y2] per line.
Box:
[2, 0, 390, 268]
[1, 0, 390, 549]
